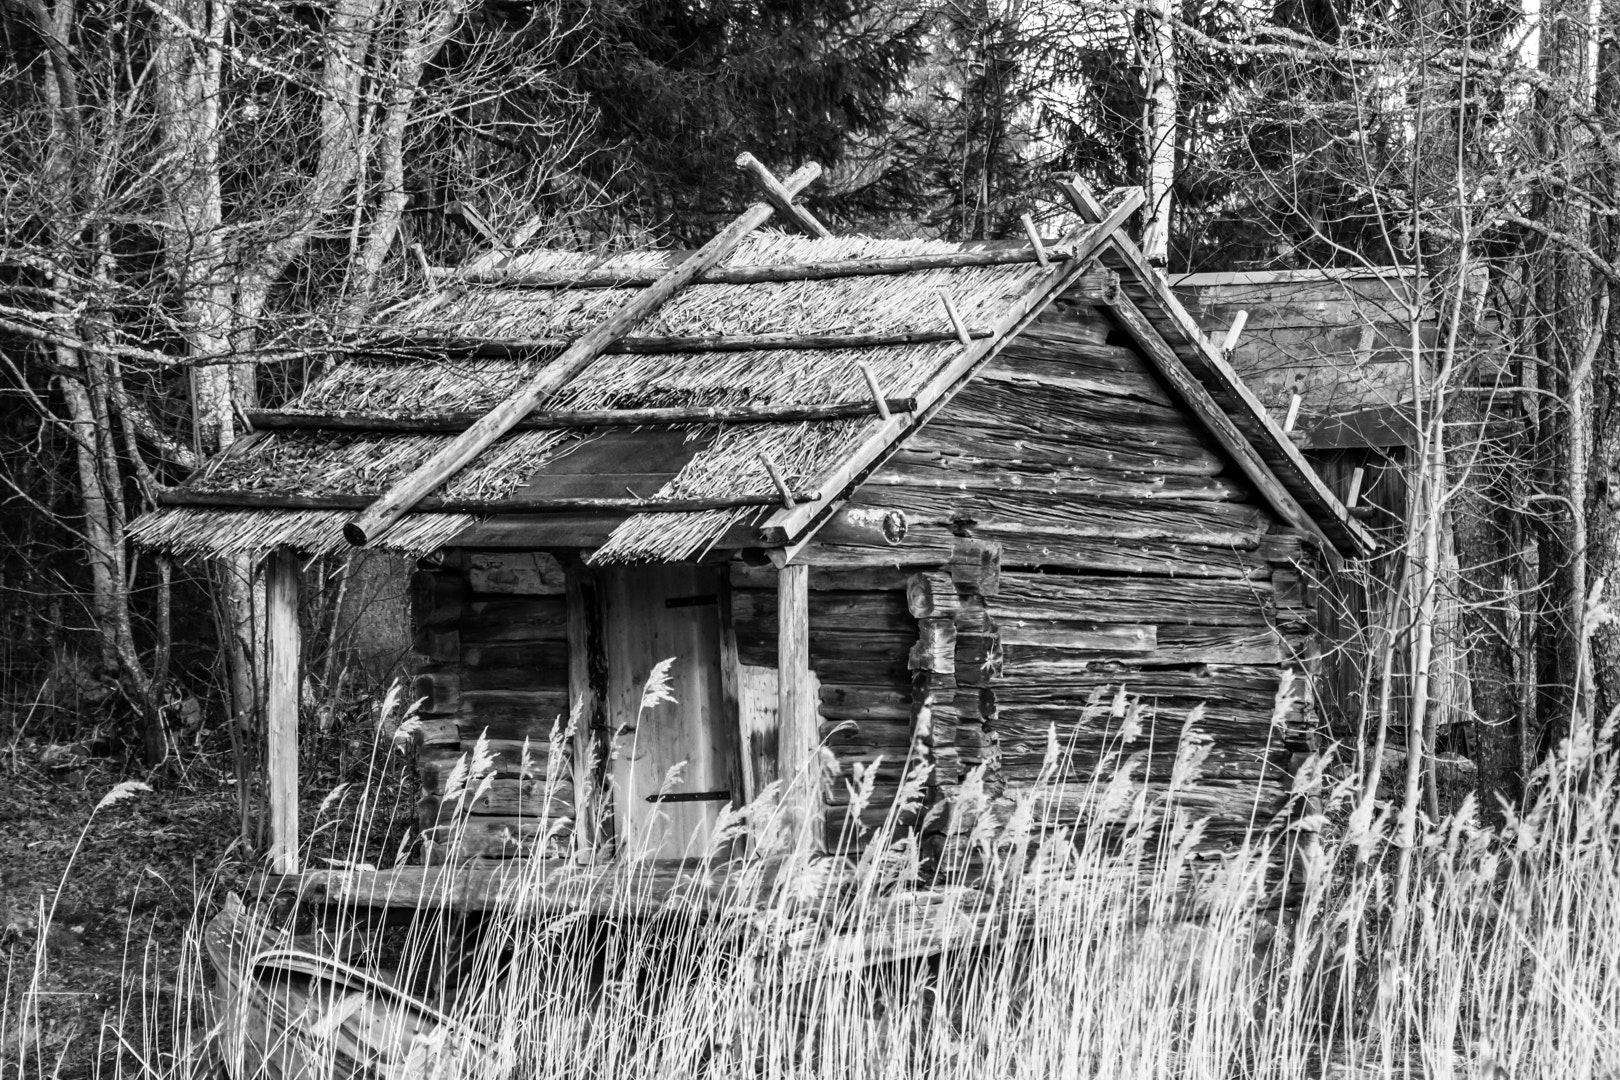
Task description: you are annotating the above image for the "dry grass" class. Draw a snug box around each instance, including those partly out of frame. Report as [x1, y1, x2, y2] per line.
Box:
[7, 682, 1620, 1078]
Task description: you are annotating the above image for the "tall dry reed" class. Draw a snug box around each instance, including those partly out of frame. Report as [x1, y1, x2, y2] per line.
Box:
[8, 683, 1620, 1078]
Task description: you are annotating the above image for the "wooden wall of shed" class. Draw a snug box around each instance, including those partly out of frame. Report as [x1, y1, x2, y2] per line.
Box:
[1170, 271, 1432, 426]
[408, 551, 575, 862]
[728, 560, 926, 850]
[825, 286, 1324, 847]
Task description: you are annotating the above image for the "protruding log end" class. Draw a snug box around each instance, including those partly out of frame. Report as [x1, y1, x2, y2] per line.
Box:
[343, 521, 370, 547]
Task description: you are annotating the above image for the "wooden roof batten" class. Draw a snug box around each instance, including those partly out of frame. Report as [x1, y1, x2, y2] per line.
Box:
[343, 154, 828, 549]
[240, 397, 920, 435]
[336, 326, 995, 359]
[427, 243, 1078, 290]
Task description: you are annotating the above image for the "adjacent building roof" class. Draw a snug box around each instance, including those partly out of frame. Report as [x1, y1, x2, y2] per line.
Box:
[130, 176, 1373, 563]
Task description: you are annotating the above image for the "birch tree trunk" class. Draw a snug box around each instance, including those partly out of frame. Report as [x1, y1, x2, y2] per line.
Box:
[1139, 0, 1177, 266]
[1532, 0, 1597, 746]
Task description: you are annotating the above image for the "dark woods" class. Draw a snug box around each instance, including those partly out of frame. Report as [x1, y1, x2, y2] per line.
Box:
[2, 0, 1618, 839]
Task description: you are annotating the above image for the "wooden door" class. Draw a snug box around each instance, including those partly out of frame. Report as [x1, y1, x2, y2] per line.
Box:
[600, 565, 741, 860]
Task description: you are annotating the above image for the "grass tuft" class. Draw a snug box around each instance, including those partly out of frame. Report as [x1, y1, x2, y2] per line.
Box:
[7, 689, 1620, 1077]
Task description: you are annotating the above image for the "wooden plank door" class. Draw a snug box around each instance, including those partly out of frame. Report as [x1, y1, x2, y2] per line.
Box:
[600, 565, 741, 860]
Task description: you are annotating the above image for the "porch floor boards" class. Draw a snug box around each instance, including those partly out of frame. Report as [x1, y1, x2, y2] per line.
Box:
[275, 858, 1014, 969]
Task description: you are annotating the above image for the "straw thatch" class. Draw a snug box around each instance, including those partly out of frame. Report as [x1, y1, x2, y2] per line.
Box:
[129, 231, 1060, 561]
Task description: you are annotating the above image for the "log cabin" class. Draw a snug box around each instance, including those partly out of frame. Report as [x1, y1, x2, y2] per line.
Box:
[130, 163, 1375, 919]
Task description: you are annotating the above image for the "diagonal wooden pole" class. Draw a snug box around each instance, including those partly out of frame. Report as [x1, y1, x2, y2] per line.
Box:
[736, 152, 831, 237]
[345, 159, 823, 547]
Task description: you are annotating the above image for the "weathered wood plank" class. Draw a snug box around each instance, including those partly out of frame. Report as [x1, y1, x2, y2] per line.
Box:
[1154, 625, 1293, 666]
[787, 539, 956, 570]
[737, 662, 780, 802]
[458, 667, 569, 694]
[907, 571, 963, 618]
[732, 589, 914, 636]
[454, 596, 569, 642]
[997, 743, 1286, 783]
[566, 567, 603, 847]
[419, 740, 552, 793]
[419, 779, 577, 824]
[412, 670, 461, 715]
[942, 379, 1217, 447]
[730, 562, 916, 592]
[414, 627, 461, 663]
[908, 618, 957, 673]
[993, 662, 1301, 705]
[997, 621, 1157, 651]
[453, 717, 569, 747]
[990, 572, 1276, 627]
[985, 340, 1173, 408]
[867, 458, 1249, 503]
[454, 689, 571, 726]
[904, 425, 1226, 477]
[950, 539, 1002, 597]
[411, 568, 470, 627]
[999, 778, 1292, 837]
[466, 552, 567, 595]
[461, 640, 570, 671]
[266, 550, 301, 876]
[736, 626, 917, 668]
[818, 685, 912, 722]
[855, 487, 1272, 548]
[899, 523, 1268, 576]
[421, 815, 574, 862]
[778, 564, 824, 852]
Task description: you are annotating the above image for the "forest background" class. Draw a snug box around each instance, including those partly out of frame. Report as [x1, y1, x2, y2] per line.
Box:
[2, 0, 1618, 841]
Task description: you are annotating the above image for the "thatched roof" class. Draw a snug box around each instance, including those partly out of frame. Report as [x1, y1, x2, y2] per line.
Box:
[130, 183, 1372, 564]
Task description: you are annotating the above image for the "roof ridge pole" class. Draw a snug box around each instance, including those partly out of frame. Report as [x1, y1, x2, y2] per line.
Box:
[343, 157, 824, 547]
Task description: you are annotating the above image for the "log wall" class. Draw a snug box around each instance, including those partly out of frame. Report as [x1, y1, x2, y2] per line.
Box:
[408, 551, 576, 862]
[822, 289, 1326, 849]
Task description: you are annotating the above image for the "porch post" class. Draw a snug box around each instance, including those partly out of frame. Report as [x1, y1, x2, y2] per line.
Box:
[566, 564, 602, 853]
[265, 548, 301, 875]
[776, 563, 824, 853]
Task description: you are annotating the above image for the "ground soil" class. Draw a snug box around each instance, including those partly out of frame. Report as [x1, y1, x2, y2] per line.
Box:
[0, 711, 413, 1080]
[0, 738, 253, 1079]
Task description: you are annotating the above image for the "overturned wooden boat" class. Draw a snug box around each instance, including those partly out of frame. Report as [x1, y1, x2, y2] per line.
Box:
[204, 894, 504, 1079]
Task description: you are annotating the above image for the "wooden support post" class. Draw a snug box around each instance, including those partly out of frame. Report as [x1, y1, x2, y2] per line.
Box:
[1283, 393, 1303, 433]
[938, 290, 973, 346]
[776, 564, 823, 853]
[856, 363, 892, 420]
[1222, 310, 1249, 356]
[566, 565, 602, 853]
[265, 549, 300, 876]
[1346, 466, 1366, 509]
[760, 454, 796, 510]
[1020, 214, 1050, 268]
